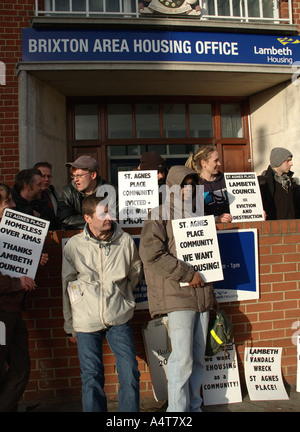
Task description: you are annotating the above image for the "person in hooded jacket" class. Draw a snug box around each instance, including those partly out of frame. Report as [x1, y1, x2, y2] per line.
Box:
[62, 194, 142, 412]
[139, 166, 216, 412]
[185, 146, 232, 223]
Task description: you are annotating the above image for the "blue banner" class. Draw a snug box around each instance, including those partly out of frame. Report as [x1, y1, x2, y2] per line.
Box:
[22, 28, 300, 66]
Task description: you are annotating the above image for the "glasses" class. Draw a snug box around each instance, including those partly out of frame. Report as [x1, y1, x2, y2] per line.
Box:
[71, 173, 90, 180]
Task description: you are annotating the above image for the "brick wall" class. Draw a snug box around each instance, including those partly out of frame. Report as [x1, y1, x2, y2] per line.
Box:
[0, 1, 33, 185]
[21, 219, 300, 404]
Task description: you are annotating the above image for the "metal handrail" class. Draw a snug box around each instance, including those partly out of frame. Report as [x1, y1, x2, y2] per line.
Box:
[35, 0, 293, 24]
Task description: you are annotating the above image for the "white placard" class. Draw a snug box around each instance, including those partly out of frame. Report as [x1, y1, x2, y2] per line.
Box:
[118, 170, 159, 227]
[0, 209, 49, 279]
[172, 215, 223, 284]
[224, 172, 264, 222]
[142, 317, 171, 402]
[203, 344, 242, 406]
[244, 347, 289, 401]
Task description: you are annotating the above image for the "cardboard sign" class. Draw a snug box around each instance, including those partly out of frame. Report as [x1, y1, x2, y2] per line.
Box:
[224, 172, 264, 222]
[244, 347, 289, 401]
[118, 170, 159, 227]
[0, 209, 49, 279]
[203, 344, 242, 406]
[142, 317, 171, 402]
[214, 229, 260, 302]
[172, 215, 223, 284]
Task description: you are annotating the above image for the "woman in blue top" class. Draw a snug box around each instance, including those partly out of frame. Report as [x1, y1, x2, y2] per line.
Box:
[185, 146, 232, 223]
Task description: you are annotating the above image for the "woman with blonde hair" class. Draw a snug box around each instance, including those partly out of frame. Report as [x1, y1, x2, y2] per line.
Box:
[185, 146, 232, 223]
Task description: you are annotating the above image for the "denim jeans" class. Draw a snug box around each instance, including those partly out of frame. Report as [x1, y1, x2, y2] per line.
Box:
[77, 321, 140, 412]
[167, 310, 209, 412]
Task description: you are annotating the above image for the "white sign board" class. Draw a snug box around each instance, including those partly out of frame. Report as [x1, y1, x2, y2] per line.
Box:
[224, 172, 264, 222]
[142, 317, 171, 402]
[118, 170, 159, 227]
[203, 344, 242, 406]
[172, 215, 223, 284]
[0, 209, 49, 279]
[244, 347, 289, 401]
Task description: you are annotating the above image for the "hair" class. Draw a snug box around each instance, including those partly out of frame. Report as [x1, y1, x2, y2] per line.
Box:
[82, 194, 106, 217]
[0, 182, 10, 206]
[34, 162, 52, 170]
[14, 168, 42, 192]
[185, 145, 217, 174]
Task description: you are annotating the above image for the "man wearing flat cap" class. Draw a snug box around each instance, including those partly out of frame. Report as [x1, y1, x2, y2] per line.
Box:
[258, 147, 300, 220]
[57, 155, 114, 229]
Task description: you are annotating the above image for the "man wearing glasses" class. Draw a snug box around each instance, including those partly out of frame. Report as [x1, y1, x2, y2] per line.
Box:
[57, 155, 114, 230]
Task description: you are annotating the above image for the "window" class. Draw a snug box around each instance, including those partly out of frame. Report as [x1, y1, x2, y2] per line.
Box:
[74, 104, 98, 140]
[221, 103, 243, 138]
[70, 98, 249, 182]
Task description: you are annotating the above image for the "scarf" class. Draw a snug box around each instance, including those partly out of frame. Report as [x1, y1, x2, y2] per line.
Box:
[273, 170, 292, 192]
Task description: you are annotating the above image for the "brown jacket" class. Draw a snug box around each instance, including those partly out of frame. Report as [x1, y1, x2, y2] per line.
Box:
[0, 272, 25, 312]
[139, 166, 214, 318]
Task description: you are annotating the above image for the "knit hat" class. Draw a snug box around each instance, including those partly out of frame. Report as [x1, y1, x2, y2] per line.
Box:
[139, 151, 166, 171]
[270, 147, 293, 168]
[65, 155, 99, 172]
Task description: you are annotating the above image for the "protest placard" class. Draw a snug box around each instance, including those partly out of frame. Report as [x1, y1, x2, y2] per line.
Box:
[142, 317, 171, 402]
[203, 344, 242, 405]
[297, 336, 300, 393]
[244, 347, 289, 401]
[172, 215, 223, 284]
[0, 208, 49, 279]
[224, 172, 264, 222]
[118, 170, 159, 227]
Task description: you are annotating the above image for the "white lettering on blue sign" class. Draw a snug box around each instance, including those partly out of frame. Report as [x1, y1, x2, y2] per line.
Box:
[22, 29, 300, 66]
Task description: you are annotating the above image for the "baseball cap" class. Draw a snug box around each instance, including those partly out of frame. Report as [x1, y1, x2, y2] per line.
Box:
[65, 155, 99, 172]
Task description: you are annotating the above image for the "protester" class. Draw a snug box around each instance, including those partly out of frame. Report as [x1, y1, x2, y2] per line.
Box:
[185, 146, 232, 223]
[62, 194, 142, 412]
[0, 183, 15, 217]
[137, 151, 168, 187]
[33, 162, 61, 229]
[258, 147, 300, 220]
[0, 183, 47, 412]
[57, 155, 114, 230]
[11, 168, 59, 230]
[139, 166, 216, 412]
